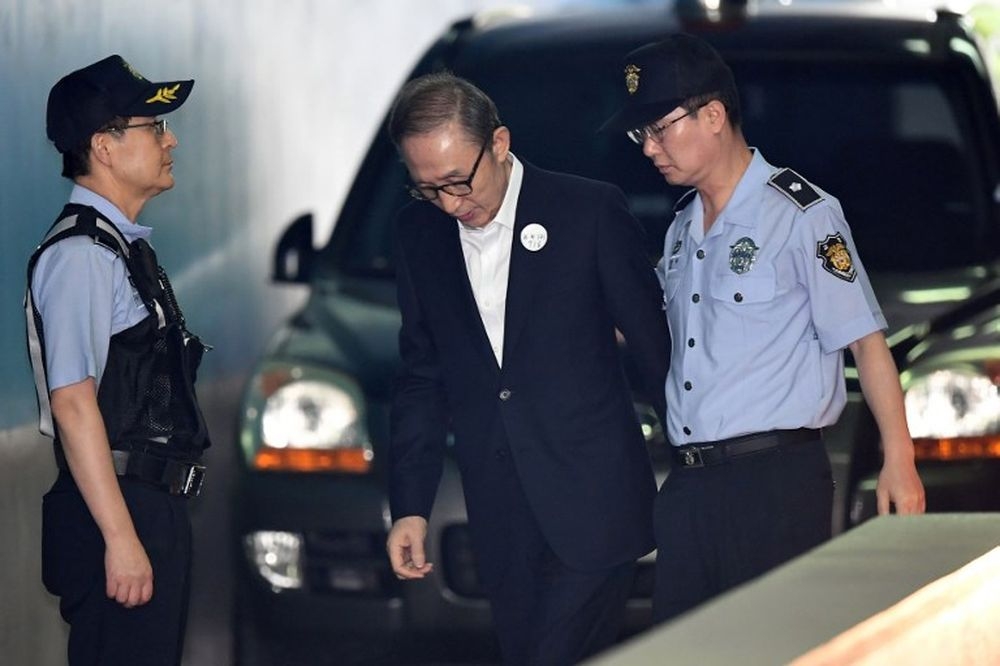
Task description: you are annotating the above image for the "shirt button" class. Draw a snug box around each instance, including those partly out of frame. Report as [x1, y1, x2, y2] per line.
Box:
[692, 294, 701, 303]
[499, 389, 512, 401]
[683, 426, 692, 436]
[687, 338, 695, 348]
[684, 381, 693, 391]
[696, 249, 705, 260]
[734, 292, 744, 303]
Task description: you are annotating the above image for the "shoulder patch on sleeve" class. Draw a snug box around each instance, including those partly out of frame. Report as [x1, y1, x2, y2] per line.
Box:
[767, 168, 824, 211]
[816, 232, 857, 282]
[673, 188, 697, 213]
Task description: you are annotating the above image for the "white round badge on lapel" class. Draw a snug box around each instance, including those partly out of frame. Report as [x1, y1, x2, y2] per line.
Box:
[520, 223, 548, 252]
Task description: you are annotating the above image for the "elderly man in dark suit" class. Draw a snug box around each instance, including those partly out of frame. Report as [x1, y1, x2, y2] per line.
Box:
[384, 72, 669, 665]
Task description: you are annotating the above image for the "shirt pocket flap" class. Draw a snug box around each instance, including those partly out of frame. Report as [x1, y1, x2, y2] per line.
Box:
[709, 273, 775, 304]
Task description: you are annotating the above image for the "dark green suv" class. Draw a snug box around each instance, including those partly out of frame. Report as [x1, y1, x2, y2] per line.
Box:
[232, 4, 1000, 663]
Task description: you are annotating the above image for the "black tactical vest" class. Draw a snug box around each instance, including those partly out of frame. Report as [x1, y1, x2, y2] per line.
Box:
[25, 204, 211, 463]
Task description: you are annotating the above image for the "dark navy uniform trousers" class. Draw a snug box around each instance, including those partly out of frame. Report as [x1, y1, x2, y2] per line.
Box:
[42, 470, 192, 665]
[653, 437, 833, 623]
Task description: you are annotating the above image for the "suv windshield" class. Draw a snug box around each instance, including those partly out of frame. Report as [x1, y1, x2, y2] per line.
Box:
[324, 35, 997, 279]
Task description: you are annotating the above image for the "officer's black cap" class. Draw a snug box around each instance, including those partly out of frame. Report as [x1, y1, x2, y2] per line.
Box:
[46, 55, 194, 153]
[599, 34, 736, 133]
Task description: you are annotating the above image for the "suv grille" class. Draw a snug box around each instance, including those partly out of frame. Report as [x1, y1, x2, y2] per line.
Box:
[304, 530, 400, 597]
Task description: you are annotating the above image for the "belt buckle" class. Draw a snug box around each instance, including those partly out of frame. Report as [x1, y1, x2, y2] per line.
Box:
[180, 464, 206, 497]
[682, 447, 704, 468]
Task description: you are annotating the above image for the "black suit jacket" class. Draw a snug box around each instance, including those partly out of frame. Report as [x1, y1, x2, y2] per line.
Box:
[389, 161, 669, 584]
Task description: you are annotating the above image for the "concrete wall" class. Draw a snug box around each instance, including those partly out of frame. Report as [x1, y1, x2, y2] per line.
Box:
[0, 1, 610, 662]
[0, 425, 63, 665]
[589, 515, 1000, 666]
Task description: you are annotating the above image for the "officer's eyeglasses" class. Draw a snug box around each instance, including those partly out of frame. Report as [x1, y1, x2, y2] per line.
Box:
[105, 119, 169, 137]
[626, 103, 708, 145]
[407, 135, 490, 201]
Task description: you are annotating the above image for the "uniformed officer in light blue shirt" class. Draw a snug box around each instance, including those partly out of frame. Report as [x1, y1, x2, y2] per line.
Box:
[601, 34, 925, 623]
[27, 54, 206, 665]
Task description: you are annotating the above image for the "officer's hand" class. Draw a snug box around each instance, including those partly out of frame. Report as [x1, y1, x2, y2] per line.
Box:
[386, 516, 434, 580]
[105, 534, 154, 607]
[876, 455, 926, 516]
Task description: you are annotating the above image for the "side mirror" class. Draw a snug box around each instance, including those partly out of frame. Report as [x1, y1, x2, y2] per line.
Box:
[273, 213, 315, 284]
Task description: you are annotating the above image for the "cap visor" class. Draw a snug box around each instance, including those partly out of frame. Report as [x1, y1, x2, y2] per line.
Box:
[122, 79, 194, 116]
[598, 97, 684, 134]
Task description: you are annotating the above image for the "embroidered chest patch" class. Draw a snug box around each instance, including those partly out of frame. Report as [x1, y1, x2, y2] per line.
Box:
[816, 232, 857, 282]
[729, 237, 759, 274]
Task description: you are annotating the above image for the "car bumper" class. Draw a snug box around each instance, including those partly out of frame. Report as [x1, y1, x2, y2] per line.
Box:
[233, 459, 657, 646]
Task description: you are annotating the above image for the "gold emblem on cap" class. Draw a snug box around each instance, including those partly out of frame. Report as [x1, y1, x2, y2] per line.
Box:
[146, 84, 181, 104]
[624, 64, 641, 95]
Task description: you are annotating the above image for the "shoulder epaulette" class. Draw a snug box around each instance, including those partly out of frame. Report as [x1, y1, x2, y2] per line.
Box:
[673, 188, 697, 213]
[767, 168, 824, 211]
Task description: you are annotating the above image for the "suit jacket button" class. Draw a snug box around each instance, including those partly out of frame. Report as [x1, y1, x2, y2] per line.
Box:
[495, 449, 508, 459]
[499, 389, 512, 401]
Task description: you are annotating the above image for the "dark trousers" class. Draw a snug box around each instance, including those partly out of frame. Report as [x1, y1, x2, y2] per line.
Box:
[42, 470, 193, 666]
[482, 462, 635, 666]
[652, 437, 833, 623]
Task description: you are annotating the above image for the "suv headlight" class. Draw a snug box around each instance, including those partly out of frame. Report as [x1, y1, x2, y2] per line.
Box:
[240, 361, 373, 473]
[904, 367, 1000, 461]
[244, 531, 303, 590]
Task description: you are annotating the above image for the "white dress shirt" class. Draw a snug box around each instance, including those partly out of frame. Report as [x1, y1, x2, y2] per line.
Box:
[458, 154, 524, 367]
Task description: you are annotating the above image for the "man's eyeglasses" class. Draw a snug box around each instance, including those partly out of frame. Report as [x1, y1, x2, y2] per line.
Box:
[407, 136, 490, 201]
[104, 119, 169, 137]
[626, 103, 708, 145]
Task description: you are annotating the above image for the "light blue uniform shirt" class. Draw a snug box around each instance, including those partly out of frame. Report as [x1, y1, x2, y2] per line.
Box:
[31, 185, 152, 391]
[656, 149, 885, 445]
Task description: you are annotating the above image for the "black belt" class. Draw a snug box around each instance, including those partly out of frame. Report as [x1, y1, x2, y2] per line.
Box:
[109, 450, 205, 497]
[671, 428, 820, 469]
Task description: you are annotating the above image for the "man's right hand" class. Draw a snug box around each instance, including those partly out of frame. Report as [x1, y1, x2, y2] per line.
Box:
[386, 515, 434, 580]
[105, 534, 154, 607]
